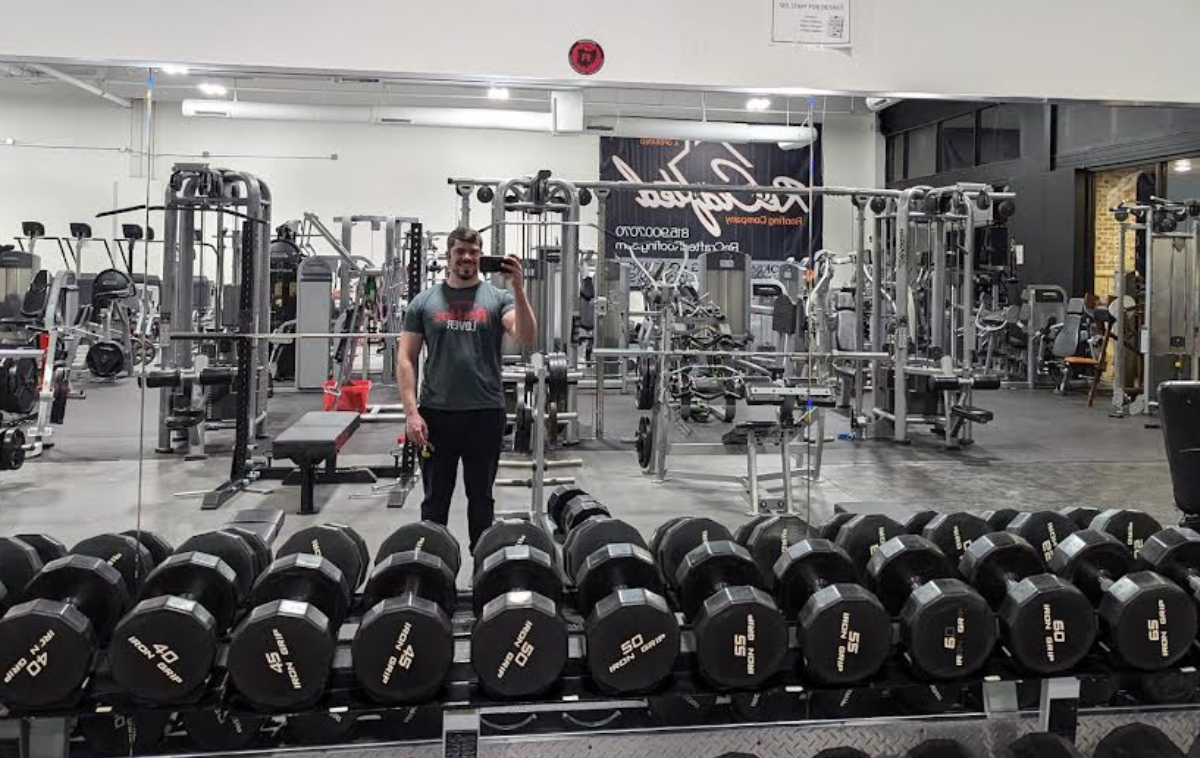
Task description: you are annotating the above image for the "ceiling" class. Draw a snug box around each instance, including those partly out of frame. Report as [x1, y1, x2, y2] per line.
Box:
[0, 63, 865, 124]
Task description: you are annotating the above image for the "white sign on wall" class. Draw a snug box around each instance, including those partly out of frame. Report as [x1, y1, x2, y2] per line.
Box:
[772, 0, 852, 47]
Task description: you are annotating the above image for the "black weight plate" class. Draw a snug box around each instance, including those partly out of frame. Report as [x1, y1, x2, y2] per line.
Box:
[636, 416, 653, 469]
[0, 537, 42, 600]
[121, 529, 174, 569]
[1008, 733, 1082, 758]
[922, 513, 989, 571]
[227, 599, 337, 709]
[15, 534, 66, 566]
[71, 533, 154, 595]
[1091, 509, 1163, 559]
[377, 521, 462, 577]
[745, 515, 810, 589]
[177, 530, 258, 604]
[473, 545, 562, 616]
[563, 517, 646, 581]
[1007, 511, 1077, 564]
[78, 711, 171, 756]
[353, 593, 453, 703]
[278, 524, 364, 594]
[85, 341, 126, 378]
[0, 358, 38, 414]
[285, 711, 357, 744]
[252, 554, 349, 625]
[180, 709, 264, 751]
[656, 517, 732, 588]
[474, 519, 556, 568]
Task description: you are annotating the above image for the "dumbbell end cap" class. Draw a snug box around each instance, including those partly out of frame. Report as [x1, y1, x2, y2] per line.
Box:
[471, 592, 568, 698]
[798, 584, 891, 684]
[903, 578, 996, 680]
[353, 595, 453, 704]
[694, 585, 788, 690]
[227, 600, 336, 709]
[109, 596, 218, 701]
[0, 600, 94, 707]
[585, 588, 680, 694]
[999, 575, 1096, 675]
[1100, 572, 1197, 671]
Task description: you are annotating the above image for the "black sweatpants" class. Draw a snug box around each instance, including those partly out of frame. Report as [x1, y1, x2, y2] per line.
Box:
[418, 407, 506, 553]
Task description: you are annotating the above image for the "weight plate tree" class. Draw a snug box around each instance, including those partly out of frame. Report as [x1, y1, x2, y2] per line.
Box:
[866, 535, 997, 679]
[0, 555, 129, 707]
[959, 532, 1097, 674]
[1049, 529, 1197, 671]
[227, 524, 362, 708]
[353, 521, 460, 703]
[471, 519, 568, 698]
[656, 517, 788, 689]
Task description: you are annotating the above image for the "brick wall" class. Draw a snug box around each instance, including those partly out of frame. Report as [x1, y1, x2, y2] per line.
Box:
[1092, 167, 1148, 298]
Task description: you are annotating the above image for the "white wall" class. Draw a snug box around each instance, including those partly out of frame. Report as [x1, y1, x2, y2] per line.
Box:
[4, 0, 1200, 104]
[0, 91, 876, 277]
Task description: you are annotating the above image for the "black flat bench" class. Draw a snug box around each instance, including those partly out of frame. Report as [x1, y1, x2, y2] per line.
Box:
[268, 411, 376, 515]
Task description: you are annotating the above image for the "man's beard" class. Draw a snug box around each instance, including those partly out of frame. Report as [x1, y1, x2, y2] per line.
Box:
[455, 262, 477, 278]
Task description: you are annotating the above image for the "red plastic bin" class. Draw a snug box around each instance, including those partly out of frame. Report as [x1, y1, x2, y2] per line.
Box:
[323, 379, 372, 413]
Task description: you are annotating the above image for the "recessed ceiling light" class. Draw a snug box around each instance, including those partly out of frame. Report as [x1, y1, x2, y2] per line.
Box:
[161, 65, 190, 76]
[1174, 159, 1193, 173]
[746, 97, 772, 112]
[197, 82, 228, 97]
[488, 87, 511, 101]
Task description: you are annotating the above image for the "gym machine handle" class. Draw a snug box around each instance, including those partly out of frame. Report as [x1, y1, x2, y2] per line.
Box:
[140, 368, 237, 389]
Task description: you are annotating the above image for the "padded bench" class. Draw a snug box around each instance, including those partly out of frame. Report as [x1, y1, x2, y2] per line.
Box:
[270, 411, 375, 514]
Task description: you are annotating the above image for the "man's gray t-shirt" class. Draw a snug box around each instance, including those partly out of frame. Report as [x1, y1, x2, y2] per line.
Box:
[403, 281, 515, 410]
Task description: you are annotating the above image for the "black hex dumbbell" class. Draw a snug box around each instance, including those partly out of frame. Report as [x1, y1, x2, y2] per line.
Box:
[831, 514, 904, 571]
[1090, 509, 1163, 560]
[72, 531, 173, 595]
[1139, 527, 1200, 616]
[109, 529, 267, 702]
[959, 532, 1097, 674]
[471, 519, 567, 698]
[568, 521, 679, 694]
[227, 524, 363, 708]
[918, 513, 990, 571]
[655, 517, 788, 689]
[991, 511, 1079, 564]
[353, 521, 460, 703]
[1059, 506, 1102, 531]
[737, 515, 811, 588]
[866, 535, 997, 679]
[1049, 529, 1197, 670]
[0, 536, 46, 609]
[773, 539, 891, 684]
[0, 555, 129, 707]
[12, 534, 66, 568]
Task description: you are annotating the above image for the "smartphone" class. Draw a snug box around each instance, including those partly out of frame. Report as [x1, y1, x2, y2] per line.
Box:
[480, 255, 506, 274]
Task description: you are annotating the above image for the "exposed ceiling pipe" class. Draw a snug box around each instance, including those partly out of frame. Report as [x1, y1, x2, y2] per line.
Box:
[23, 64, 132, 108]
[181, 99, 816, 145]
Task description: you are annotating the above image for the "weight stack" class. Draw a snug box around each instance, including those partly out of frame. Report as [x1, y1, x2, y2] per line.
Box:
[1159, 382, 1200, 527]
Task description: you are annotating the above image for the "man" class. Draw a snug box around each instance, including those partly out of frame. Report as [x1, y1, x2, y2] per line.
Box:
[398, 227, 536, 551]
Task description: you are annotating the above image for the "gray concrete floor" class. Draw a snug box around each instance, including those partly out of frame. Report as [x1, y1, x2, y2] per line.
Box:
[0, 380, 1177, 577]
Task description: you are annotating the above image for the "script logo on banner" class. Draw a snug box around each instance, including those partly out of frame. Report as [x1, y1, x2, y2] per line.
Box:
[599, 136, 822, 286]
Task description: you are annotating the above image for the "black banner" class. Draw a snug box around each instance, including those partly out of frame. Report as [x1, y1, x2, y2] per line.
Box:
[599, 134, 822, 284]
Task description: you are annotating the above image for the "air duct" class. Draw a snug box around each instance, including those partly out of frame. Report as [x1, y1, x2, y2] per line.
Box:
[181, 99, 817, 145]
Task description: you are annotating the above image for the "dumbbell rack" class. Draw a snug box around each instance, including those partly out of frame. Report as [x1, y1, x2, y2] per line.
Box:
[9, 579, 1200, 758]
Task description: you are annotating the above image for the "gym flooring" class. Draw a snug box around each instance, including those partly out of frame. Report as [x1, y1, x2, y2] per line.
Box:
[0, 380, 1171, 584]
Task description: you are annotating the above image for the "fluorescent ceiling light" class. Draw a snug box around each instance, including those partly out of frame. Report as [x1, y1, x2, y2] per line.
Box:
[746, 97, 771, 112]
[2, 137, 13, 146]
[161, 65, 190, 76]
[1174, 159, 1193, 173]
[197, 82, 228, 97]
[487, 87, 510, 101]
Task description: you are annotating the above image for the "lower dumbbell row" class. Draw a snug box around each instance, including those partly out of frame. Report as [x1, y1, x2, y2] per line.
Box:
[2, 500, 1199, 715]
